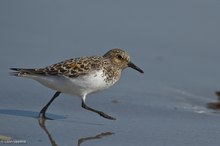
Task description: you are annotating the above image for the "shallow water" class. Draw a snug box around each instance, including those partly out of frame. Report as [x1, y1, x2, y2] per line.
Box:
[1, 0, 220, 146]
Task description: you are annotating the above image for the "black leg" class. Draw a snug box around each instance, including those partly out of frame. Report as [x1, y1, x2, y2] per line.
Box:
[81, 100, 116, 120]
[39, 91, 61, 119]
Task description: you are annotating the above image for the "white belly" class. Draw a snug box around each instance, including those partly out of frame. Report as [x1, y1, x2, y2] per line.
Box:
[27, 70, 117, 98]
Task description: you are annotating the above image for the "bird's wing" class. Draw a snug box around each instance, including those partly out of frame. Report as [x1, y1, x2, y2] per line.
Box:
[10, 56, 104, 78]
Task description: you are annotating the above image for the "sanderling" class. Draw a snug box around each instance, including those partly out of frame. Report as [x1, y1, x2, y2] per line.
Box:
[10, 48, 144, 120]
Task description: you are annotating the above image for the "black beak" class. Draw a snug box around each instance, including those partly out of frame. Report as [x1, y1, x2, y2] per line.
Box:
[128, 62, 144, 73]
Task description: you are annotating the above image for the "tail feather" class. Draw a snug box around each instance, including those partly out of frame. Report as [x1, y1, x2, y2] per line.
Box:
[10, 68, 35, 71]
[10, 68, 36, 77]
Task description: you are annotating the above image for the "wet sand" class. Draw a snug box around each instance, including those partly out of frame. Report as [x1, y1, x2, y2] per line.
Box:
[1, 70, 220, 146]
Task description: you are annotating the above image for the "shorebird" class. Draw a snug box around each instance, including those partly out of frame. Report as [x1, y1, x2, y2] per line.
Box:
[10, 48, 144, 120]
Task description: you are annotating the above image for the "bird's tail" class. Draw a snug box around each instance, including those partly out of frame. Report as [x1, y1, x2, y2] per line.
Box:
[10, 68, 36, 77]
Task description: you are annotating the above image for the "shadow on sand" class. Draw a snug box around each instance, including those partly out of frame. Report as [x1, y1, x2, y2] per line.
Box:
[0, 109, 65, 120]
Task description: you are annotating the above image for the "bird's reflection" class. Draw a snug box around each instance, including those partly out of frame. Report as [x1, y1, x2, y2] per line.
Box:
[38, 119, 114, 146]
[38, 118, 58, 146]
[77, 131, 114, 146]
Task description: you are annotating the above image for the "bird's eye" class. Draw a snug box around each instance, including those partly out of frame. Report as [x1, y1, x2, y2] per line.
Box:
[117, 55, 123, 59]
